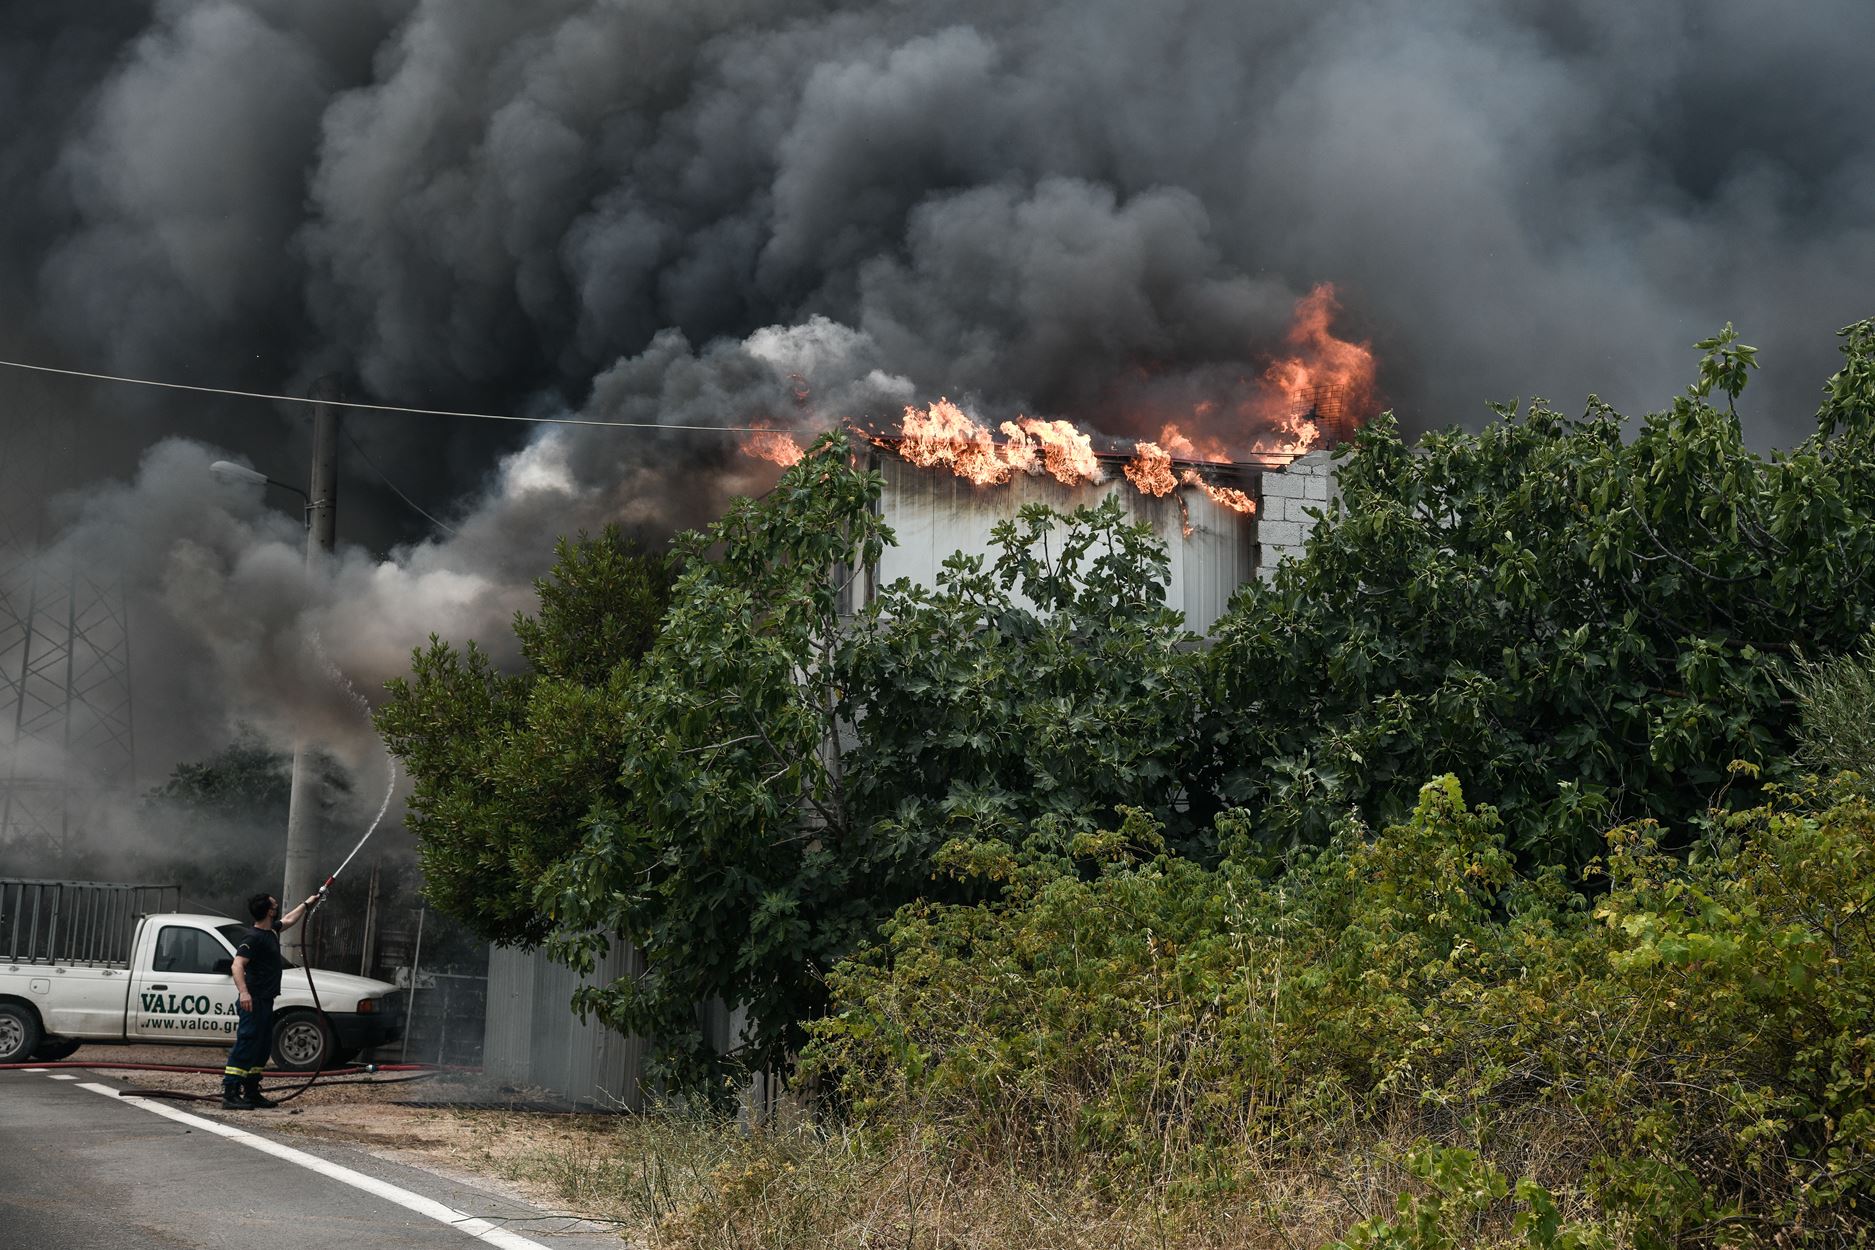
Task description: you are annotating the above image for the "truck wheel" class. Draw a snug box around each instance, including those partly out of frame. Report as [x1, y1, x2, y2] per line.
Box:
[0, 1002, 42, 1063]
[271, 1011, 337, 1072]
[32, 1039, 82, 1062]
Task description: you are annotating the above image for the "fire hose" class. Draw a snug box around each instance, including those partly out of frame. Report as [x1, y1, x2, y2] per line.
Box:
[0, 1058, 444, 1100]
[0, 1060, 442, 1074]
[4, 646, 417, 1105]
[97, 916, 390, 1104]
[121, 816, 404, 1105]
[230, 674, 406, 1108]
[107, 747, 405, 1106]
[242, 845, 384, 1106]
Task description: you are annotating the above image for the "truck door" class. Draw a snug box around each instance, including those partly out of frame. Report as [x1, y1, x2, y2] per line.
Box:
[132, 924, 240, 1043]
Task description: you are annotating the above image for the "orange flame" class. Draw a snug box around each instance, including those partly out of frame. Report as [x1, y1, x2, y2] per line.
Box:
[736, 280, 1371, 525]
[742, 427, 805, 467]
[894, 400, 1104, 487]
[1154, 422, 1230, 463]
[1123, 423, 1251, 511]
[1178, 468, 1256, 515]
[1257, 283, 1375, 449]
[1121, 284, 1375, 456]
[896, 398, 1012, 483]
[1016, 416, 1103, 485]
[1123, 439, 1176, 496]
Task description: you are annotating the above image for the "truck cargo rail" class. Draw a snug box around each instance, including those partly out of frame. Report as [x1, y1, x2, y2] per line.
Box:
[1, 878, 181, 966]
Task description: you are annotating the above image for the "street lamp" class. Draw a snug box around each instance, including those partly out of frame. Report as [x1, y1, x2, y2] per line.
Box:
[208, 459, 269, 488]
[209, 460, 310, 519]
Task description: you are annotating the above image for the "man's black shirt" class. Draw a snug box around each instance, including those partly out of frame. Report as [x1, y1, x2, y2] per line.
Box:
[235, 926, 283, 1001]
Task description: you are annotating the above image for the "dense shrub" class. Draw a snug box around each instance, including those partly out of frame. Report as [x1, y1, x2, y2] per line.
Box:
[808, 778, 1875, 1245]
[1791, 637, 1875, 777]
[1330, 1148, 1609, 1250]
[378, 528, 671, 945]
[1207, 321, 1875, 863]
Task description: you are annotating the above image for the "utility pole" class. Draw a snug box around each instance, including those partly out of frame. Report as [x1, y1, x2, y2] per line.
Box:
[281, 380, 339, 963]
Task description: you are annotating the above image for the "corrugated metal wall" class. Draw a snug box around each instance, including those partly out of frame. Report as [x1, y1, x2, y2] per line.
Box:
[483, 941, 649, 1110]
[870, 456, 1258, 635]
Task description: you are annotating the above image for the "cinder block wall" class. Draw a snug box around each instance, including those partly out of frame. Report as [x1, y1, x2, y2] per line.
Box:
[1255, 449, 1339, 580]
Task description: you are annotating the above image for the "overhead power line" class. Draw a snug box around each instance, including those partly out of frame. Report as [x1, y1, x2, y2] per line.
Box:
[342, 429, 459, 537]
[0, 357, 784, 435]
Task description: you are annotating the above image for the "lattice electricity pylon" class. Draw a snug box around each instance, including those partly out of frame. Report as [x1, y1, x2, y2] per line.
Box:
[0, 394, 136, 858]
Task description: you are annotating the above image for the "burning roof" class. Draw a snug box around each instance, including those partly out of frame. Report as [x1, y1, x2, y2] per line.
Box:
[843, 408, 1273, 516]
[737, 282, 1375, 518]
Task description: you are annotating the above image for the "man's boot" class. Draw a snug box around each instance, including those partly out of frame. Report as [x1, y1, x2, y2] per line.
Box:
[243, 1077, 280, 1109]
[221, 1083, 255, 1110]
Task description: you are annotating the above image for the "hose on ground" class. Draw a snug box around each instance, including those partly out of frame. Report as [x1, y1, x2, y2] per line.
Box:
[0, 1057, 453, 1103]
[121, 1071, 439, 1101]
[0, 1060, 444, 1073]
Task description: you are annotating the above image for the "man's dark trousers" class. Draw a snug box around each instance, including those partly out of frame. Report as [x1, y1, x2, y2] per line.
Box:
[223, 998, 274, 1095]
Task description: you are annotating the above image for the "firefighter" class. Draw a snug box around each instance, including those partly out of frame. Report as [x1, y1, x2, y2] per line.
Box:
[222, 891, 318, 1110]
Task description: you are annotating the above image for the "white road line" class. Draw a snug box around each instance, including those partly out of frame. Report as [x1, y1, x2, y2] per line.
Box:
[19, 1067, 49, 1072]
[73, 1083, 549, 1250]
[48, 1073, 78, 1080]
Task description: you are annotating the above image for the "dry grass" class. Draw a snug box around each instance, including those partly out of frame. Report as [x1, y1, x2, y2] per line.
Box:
[352, 1105, 1599, 1250]
[64, 1047, 1604, 1246]
[60, 1049, 1612, 1247]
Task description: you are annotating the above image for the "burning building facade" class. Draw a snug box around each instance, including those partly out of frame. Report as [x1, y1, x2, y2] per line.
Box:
[737, 282, 1375, 630]
[858, 440, 1337, 635]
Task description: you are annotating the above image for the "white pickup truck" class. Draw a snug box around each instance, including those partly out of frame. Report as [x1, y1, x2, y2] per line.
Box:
[0, 879, 404, 1070]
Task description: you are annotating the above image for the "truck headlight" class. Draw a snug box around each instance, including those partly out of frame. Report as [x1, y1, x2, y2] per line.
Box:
[356, 997, 377, 1013]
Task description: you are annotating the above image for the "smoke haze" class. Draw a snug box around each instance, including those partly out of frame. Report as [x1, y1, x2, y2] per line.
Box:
[1, 0, 1871, 863]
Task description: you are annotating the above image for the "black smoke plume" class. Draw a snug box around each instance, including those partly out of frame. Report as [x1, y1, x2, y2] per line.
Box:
[2, 0, 1871, 858]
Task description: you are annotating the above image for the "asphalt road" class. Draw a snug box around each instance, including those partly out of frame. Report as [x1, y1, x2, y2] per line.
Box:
[0, 1070, 624, 1249]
